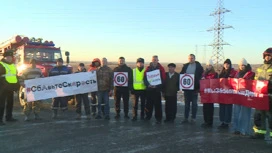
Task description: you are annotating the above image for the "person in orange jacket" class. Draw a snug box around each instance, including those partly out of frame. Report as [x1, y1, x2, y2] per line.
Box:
[88, 58, 104, 116]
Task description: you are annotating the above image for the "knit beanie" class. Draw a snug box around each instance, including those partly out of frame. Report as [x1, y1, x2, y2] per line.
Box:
[238, 58, 248, 66]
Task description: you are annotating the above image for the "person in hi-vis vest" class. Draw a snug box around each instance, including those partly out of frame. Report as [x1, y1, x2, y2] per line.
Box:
[0, 50, 20, 125]
[131, 58, 146, 121]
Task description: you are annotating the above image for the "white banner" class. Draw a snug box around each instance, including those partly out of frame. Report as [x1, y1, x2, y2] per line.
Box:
[114, 72, 128, 87]
[25, 72, 98, 102]
[180, 74, 194, 90]
[146, 69, 161, 86]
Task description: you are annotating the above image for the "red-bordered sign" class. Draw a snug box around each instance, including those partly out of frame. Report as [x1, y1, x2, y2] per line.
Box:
[114, 72, 128, 86]
[180, 74, 194, 90]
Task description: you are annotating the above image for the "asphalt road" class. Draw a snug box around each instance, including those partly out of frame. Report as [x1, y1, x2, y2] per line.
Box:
[0, 97, 271, 153]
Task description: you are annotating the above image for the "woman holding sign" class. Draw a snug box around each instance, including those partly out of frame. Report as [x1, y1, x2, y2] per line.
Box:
[233, 58, 255, 135]
[218, 59, 237, 129]
[201, 60, 218, 128]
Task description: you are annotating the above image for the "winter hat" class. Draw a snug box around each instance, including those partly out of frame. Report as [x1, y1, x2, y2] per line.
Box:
[3, 51, 13, 57]
[224, 59, 231, 65]
[56, 58, 63, 63]
[79, 63, 84, 67]
[168, 63, 176, 68]
[136, 58, 144, 63]
[238, 58, 248, 66]
[206, 59, 213, 66]
[29, 58, 37, 64]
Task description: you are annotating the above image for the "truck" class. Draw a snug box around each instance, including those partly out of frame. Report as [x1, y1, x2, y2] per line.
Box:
[0, 35, 73, 106]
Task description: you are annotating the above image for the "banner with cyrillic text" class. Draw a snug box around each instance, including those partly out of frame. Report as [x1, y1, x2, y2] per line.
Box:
[146, 69, 161, 86]
[200, 78, 269, 110]
[25, 72, 98, 102]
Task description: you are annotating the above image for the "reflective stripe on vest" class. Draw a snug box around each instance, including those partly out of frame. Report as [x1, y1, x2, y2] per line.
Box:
[253, 126, 272, 136]
[133, 68, 146, 90]
[0, 62, 18, 83]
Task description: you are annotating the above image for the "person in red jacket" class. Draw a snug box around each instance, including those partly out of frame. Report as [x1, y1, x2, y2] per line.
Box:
[201, 59, 218, 128]
[144, 55, 166, 124]
[218, 59, 237, 129]
[88, 58, 102, 116]
[233, 58, 255, 135]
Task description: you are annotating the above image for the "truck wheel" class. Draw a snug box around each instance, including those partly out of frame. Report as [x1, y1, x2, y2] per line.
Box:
[18, 86, 26, 108]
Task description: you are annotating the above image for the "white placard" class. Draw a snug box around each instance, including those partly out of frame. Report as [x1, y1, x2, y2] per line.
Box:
[146, 69, 161, 86]
[25, 71, 98, 102]
[114, 72, 128, 87]
[180, 74, 194, 90]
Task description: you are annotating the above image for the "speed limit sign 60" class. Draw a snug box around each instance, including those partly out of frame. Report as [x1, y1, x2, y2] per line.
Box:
[180, 74, 195, 90]
[114, 72, 128, 87]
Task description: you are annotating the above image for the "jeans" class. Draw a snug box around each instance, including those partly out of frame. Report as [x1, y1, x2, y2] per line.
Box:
[184, 90, 198, 119]
[97, 91, 110, 116]
[219, 103, 232, 124]
[233, 104, 252, 135]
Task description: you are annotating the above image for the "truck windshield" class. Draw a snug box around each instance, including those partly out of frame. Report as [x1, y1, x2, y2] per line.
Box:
[24, 48, 62, 62]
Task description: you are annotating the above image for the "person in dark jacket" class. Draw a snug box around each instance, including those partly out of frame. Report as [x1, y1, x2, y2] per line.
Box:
[144, 55, 166, 124]
[180, 54, 204, 124]
[75, 63, 91, 120]
[0, 51, 20, 125]
[201, 59, 218, 128]
[49, 58, 72, 119]
[163, 63, 179, 123]
[218, 58, 237, 129]
[113, 57, 133, 119]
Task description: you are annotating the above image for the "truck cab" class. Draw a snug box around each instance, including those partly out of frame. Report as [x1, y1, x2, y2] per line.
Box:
[0, 35, 72, 76]
[0, 35, 73, 106]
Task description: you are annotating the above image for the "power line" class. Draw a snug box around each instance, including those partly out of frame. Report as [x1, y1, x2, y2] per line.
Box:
[207, 0, 233, 71]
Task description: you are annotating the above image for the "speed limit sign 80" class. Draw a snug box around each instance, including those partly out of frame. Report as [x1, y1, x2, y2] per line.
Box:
[180, 74, 194, 90]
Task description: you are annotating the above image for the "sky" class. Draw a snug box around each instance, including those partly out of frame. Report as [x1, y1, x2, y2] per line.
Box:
[0, 0, 271, 64]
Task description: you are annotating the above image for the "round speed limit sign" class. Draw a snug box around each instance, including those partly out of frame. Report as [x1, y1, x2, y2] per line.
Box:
[180, 74, 194, 90]
[114, 72, 128, 87]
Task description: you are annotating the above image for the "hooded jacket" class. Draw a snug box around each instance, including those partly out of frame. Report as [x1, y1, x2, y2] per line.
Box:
[88, 58, 101, 72]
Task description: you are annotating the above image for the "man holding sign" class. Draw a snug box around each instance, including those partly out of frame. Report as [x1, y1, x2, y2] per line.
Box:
[113, 57, 133, 119]
[180, 54, 203, 124]
[144, 55, 166, 124]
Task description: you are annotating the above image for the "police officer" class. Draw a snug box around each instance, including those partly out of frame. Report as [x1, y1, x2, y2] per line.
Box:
[0, 50, 20, 125]
[49, 58, 72, 119]
[131, 58, 146, 121]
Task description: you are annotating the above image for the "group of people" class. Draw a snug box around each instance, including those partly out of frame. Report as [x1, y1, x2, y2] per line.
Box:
[0, 48, 272, 140]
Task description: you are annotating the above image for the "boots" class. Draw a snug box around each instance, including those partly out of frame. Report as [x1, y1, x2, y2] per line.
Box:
[24, 115, 30, 121]
[86, 114, 91, 120]
[76, 114, 81, 120]
[52, 110, 58, 119]
[34, 113, 41, 120]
